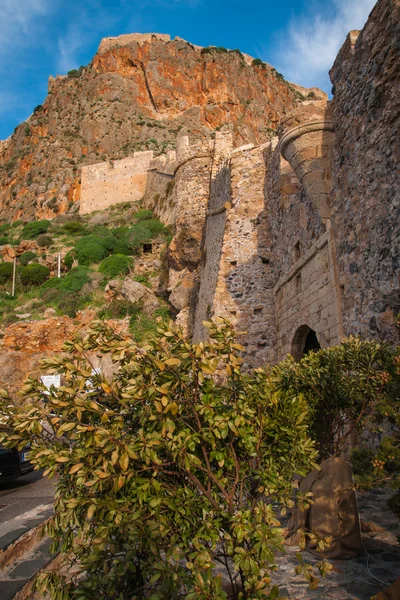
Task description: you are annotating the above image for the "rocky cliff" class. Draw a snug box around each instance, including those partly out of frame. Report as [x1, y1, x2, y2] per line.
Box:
[0, 34, 323, 223]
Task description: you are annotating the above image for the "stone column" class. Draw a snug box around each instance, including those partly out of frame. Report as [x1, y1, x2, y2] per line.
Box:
[278, 101, 334, 224]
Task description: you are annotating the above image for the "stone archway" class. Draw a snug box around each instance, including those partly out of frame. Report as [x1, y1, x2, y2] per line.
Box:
[291, 324, 321, 361]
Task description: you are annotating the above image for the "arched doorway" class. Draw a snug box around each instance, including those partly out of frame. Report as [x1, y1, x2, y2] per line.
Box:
[291, 324, 321, 361]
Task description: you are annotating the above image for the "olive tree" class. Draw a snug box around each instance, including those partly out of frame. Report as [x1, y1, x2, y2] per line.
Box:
[0, 319, 320, 600]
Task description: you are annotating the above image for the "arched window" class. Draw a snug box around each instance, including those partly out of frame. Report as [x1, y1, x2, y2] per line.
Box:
[291, 324, 321, 361]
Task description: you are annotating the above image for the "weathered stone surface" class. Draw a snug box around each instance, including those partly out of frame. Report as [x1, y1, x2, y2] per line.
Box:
[0, 311, 129, 396]
[0, 34, 308, 222]
[105, 278, 159, 312]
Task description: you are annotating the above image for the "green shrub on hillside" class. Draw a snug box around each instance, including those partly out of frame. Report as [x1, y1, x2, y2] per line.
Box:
[101, 235, 118, 253]
[98, 299, 142, 320]
[0, 262, 13, 284]
[75, 235, 104, 253]
[19, 263, 50, 286]
[42, 266, 91, 294]
[0, 236, 9, 245]
[111, 226, 129, 238]
[36, 234, 53, 248]
[78, 242, 107, 266]
[124, 223, 152, 253]
[98, 254, 131, 278]
[63, 251, 75, 269]
[58, 292, 91, 317]
[19, 251, 37, 266]
[22, 220, 50, 239]
[11, 220, 23, 229]
[134, 209, 153, 222]
[142, 218, 168, 236]
[112, 241, 131, 255]
[62, 221, 87, 235]
[0, 224, 10, 234]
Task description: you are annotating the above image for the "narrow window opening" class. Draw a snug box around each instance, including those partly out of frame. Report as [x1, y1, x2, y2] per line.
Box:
[295, 273, 302, 292]
[294, 241, 301, 262]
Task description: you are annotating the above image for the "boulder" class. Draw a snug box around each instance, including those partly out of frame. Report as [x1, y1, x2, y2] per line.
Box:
[285, 457, 362, 558]
[371, 578, 400, 600]
[105, 279, 159, 313]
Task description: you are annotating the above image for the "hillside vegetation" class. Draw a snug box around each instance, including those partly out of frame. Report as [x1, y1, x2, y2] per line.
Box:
[0, 201, 172, 339]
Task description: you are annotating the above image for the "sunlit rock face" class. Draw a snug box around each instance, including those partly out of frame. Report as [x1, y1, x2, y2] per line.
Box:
[0, 34, 316, 223]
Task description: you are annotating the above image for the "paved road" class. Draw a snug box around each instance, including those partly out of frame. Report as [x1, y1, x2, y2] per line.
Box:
[0, 472, 55, 550]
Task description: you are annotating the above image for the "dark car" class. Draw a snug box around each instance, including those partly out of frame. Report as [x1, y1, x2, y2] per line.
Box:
[0, 442, 34, 483]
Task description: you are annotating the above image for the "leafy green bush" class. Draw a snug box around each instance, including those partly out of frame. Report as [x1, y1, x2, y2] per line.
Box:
[112, 241, 131, 255]
[252, 58, 264, 66]
[271, 337, 396, 458]
[100, 235, 118, 252]
[98, 254, 131, 278]
[67, 66, 84, 78]
[75, 235, 104, 253]
[58, 292, 91, 317]
[111, 226, 129, 238]
[61, 221, 87, 235]
[0, 236, 9, 245]
[0, 319, 318, 600]
[22, 220, 50, 239]
[0, 262, 13, 284]
[78, 242, 107, 266]
[134, 209, 153, 222]
[142, 218, 168, 236]
[11, 220, 24, 228]
[41, 266, 91, 294]
[63, 251, 75, 269]
[19, 263, 50, 286]
[133, 274, 150, 287]
[124, 223, 152, 253]
[98, 299, 142, 320]
[36, 234, 53, 248]
[350, 447, 374, 476]
[0, 224, 10, 234]
[19, 251, 37, 266]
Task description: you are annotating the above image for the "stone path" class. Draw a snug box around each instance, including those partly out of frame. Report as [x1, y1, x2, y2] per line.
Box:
[273, 488, 400, 599]
[0, 472, 55, 600]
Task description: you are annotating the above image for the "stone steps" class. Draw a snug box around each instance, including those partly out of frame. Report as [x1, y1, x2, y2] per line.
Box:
[0, 512, 55, 600]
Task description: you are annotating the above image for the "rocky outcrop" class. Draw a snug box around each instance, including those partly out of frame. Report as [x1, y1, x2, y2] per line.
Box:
[105, 278, 159, 312]
[0, 34, 322, 223]
[0, 311, 129, 397]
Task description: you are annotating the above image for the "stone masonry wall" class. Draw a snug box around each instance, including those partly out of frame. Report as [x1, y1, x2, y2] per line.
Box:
[274, 230, 343, 358]
[329, 0, 400, 345]
[192, 133, 233, 340]
[194, 143, 277, 367]
[80, 151, 153, 214]
[167, 137, 213, 335]
[143, 150, 177, 226]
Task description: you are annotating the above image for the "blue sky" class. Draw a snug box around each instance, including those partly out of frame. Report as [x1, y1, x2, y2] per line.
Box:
[0, 0, 375, 140]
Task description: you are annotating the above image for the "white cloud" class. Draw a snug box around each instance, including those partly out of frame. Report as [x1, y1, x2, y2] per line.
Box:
[0, 0, 49, 50]
[266, 0, 376, 92]
[58, 23, 87, 74]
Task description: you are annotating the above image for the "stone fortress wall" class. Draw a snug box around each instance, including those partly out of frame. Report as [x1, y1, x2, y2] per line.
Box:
[80, 151, 154, 214]
[78, 0, 399, 366]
